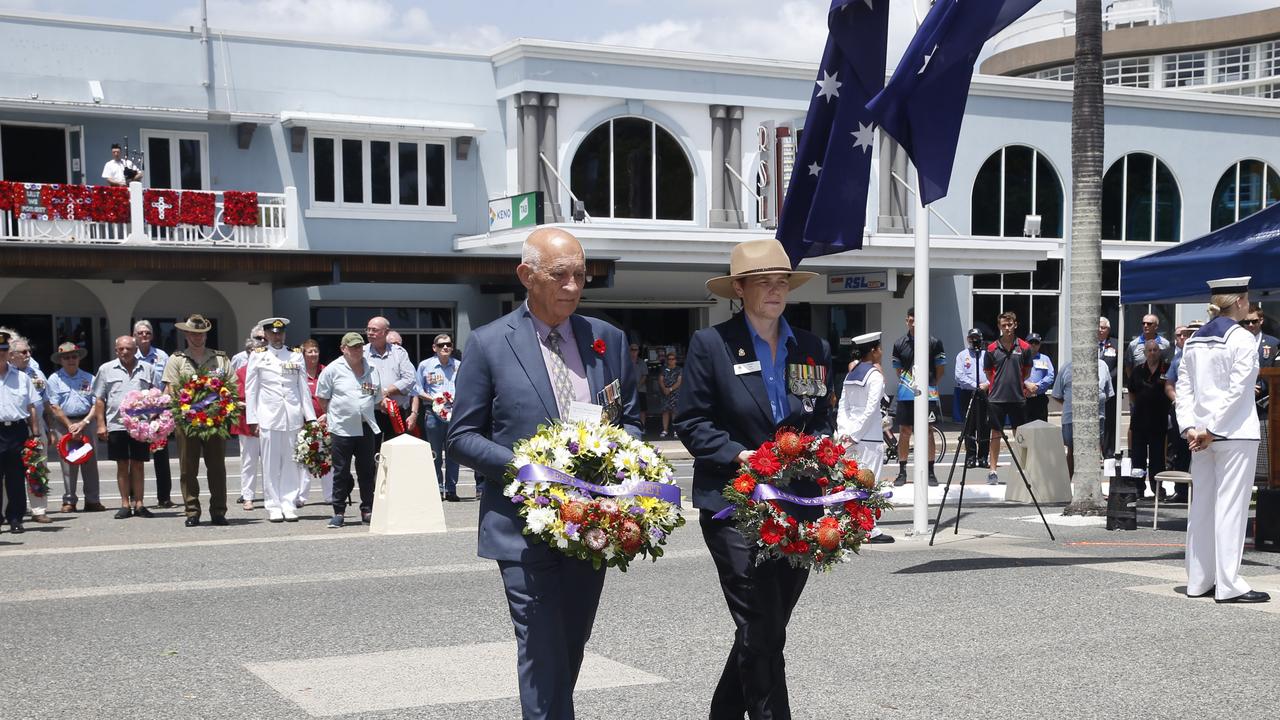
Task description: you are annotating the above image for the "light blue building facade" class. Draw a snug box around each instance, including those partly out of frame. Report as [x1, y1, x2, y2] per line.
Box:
[2, 10, 1278, 413]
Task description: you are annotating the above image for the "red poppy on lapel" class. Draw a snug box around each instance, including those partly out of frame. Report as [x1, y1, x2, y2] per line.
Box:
[592, 339, 607, 356]
[806, 356, 815, 365]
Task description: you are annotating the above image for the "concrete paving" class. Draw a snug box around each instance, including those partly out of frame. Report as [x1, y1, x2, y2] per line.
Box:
[3, 455, 1277, 719]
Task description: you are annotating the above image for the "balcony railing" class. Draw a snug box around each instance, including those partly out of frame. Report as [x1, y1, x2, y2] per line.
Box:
[1, 182, 300, 250]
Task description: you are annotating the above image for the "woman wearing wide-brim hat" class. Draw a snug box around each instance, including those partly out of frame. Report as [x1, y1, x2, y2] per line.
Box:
[673, 238, 831, 718]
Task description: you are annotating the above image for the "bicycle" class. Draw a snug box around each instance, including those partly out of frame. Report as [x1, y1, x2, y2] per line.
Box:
[881, 397, 946, 464]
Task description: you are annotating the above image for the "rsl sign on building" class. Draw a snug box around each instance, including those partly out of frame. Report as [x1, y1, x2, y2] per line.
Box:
[488, 191, 543, 232]
[828, 271, 890, 293]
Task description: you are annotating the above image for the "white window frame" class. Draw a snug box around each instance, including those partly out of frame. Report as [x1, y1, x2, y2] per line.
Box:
[1162, 52, 1207, 88]
[139, 129, 210, 190]
[571, 117, 696, 226]
[306, 132, 455, 222]
[1219, 160, 1277, 226]
[1103, 57, 1151, 88]
[1107, 153, 1181, 243]
[1213, 45, 1254, 84]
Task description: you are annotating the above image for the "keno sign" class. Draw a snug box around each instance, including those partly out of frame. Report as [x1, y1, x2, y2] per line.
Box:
[488, 191, 542, 232]
[828, 271, 889, 293]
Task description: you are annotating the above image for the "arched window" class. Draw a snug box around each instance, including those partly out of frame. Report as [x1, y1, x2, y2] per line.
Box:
[1101, 152, 1180, 242]
[1211, 159, 1280, 230]
[570, 117, 693, 221]
[971, 145, 1063, 238]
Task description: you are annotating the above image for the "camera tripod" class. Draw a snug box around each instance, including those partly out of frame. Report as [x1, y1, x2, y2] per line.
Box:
[929, 347, 1055, 545]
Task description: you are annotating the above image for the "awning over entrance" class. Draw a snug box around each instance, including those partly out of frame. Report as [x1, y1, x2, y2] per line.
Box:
[1120, 202, 1280, 304]
[456, 223, 1052, 273]
[0, 245, 615, 289]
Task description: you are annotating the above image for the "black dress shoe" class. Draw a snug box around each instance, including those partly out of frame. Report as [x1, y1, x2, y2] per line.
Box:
[445, 492, 461, 502]
[868, 533, 895, 544]
[1187, 586, 1215, 598]
[210, 515, 229, 526]
[184, 516, 200, 527]
[114, 507, 133, 520]
[133, 507, 155, 519]
[156, 500, 176, 509]
[1216, 590, 1271, 604]
[9, 523, 24, 534]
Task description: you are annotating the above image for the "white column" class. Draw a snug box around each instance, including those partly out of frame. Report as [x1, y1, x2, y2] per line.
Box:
[127, 181, 146, 243]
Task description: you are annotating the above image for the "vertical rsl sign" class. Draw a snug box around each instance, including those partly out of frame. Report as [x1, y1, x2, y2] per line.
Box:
[488, 191, 544, 233]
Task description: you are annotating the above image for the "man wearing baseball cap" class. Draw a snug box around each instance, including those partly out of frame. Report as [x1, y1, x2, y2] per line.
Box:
[315, 332, 382, 528]
[1024, 333, 1055, 423]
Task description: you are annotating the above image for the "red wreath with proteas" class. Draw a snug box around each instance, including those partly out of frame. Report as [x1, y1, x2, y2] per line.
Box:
[720, 428, 890, 571]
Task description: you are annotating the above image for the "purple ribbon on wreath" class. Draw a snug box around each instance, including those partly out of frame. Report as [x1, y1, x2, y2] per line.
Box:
[712, 483, 892, 520]
[515, 463, 682, 507]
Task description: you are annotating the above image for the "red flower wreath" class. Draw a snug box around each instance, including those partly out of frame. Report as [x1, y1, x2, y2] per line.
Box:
[143, 189, 180, 227]
[0, 180, 25, 213]
[222, 190, 260, 226]
[41, 184, 92, 220]
[719, 428, 892, 571]
[90, 185, 131, 223]
[179, 190, 216, 226]
[592, 339, 607, 356]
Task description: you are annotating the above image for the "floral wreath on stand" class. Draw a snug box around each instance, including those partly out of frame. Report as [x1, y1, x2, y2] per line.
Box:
[717, 428, 892, 572]
[22, 438, 50, 498]
[172, 371, 241, 440]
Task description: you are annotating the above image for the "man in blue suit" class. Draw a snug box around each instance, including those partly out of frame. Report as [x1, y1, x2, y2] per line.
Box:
[447, 227, 640, 720]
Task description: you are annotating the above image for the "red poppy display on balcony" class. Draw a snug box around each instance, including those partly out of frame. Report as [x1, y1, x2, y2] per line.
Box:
[0, 180, 24, 213]
[41, 183, 92, 220]
[179, 190, 216, 227]
[143, 189, 180, 227]
[89, 185, 131, 223]
[222, 190, 260, 226]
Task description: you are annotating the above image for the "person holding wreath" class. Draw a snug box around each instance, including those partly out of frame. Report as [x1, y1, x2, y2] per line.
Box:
[162, 314, 232, 527]
[674, 238, 832, 720]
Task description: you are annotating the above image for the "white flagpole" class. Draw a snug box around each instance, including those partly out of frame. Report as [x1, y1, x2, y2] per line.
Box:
[910, 0, 931, 537]
[911, 181, 931, 536]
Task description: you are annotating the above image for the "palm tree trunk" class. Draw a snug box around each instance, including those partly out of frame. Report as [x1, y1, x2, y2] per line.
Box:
[1064, 0, 1106, 515]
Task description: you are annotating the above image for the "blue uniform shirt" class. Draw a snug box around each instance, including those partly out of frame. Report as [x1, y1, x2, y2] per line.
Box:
[1028, 352, 1056, 396]
[0, 364, 39, 422]
[47, 368, 97, 417]
[746, 315, 796, 425]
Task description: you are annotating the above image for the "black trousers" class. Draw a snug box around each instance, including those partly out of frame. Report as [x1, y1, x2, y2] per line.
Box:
[1129, 418, 1167, 495]
[153, 440, 172, 502]
[1102, 394, 1118, 458]
[1026, 395, 1049, 423]
[1, 423, 29, 523]
[701, 510, 809, 720]
[956, 389, 990, 463]
[498, 554, 606, 720]
[331, 425, 376, 515]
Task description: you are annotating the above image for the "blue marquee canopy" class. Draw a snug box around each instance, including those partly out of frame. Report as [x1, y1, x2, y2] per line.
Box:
[1121, 201, 1280, 304]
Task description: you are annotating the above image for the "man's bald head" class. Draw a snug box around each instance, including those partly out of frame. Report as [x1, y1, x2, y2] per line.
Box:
[521, 228, 584, 272]
[518, 228, 587, 327]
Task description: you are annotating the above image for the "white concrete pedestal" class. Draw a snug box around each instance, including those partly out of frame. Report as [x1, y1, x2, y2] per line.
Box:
[369, 434, 447, 535]
[1003, 420, 1072, 504]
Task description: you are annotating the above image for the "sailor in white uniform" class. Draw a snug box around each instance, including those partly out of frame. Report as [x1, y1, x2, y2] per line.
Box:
[838, 332, 893, 544]
[1175, 276, 1269, 604]
[245, 318, 316, 522]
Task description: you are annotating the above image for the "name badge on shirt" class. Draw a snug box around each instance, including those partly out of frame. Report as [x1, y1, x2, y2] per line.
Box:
[567, 400, 605, 424]
[733, 361, 761, 375]
[596, 379, 622, 423]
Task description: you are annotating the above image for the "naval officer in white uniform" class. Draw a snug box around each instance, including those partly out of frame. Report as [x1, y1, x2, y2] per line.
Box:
[837, 331, 893, 544]
[1176, 276, 1269, 604]
[245, 318, 316, 522]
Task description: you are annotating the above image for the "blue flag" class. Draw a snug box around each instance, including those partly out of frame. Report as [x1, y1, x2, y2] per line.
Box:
[866, 0, 1041, 206]
[776, 0, 890, 267]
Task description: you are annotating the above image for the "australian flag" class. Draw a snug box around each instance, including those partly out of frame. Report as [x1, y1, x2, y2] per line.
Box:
[776, 0, 890, 268]
[867, 0, 1042, 205]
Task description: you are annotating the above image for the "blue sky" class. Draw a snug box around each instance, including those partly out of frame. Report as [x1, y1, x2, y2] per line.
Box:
[0, 1, 1270, 63]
